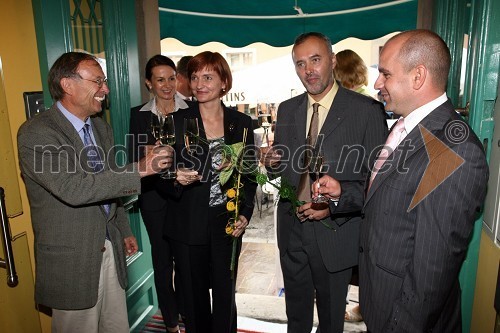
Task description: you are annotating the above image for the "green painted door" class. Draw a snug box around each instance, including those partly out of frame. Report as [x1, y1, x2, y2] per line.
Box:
[31, 0, 157, 329]
[432, 0, 499, 332]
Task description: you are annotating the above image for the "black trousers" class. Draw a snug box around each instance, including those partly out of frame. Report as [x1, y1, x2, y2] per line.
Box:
[170, 205, 241, 333]
[281, 219, 352, 333]
[140, 207, 179, 329]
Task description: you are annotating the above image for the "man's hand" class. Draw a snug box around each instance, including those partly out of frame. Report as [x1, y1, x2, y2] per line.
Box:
[313, 175, 341, 200]
[138, 145, 174, 178]
[124, 236, 138, 256]
[260, 146, 281, 167]
[296, 202, 330, 222]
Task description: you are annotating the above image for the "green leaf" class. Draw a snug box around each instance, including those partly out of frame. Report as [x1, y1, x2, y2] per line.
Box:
[219, 142, 244, 186]
[219, 167, 234, 186]
[230, 142, 244, 164]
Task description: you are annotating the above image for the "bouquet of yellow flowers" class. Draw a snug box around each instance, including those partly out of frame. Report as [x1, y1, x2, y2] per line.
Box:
[219, 130, 302, 276]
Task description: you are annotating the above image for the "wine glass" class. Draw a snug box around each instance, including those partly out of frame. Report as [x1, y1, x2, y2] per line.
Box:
[309, 149, 329, 209]
[258, 113, 272, 147]
[151, 112, 163, 142]
[159, 114, 176, 179]
[184, 117, 199, 155]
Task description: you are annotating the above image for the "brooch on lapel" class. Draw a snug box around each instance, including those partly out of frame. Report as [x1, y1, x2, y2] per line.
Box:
[229, 123, 235, 132]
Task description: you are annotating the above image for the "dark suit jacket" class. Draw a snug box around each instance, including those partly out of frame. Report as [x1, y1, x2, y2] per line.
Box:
[129, 104, 168, 212]
[17, 105, 141, 310]
[128, 100, 194, 212]
[359, 100, 489, 332]
[273, 86, 388, 272]
[163, 103, 257, 245]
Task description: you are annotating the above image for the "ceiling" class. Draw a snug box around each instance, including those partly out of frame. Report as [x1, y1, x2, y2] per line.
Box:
[158, 0, 418, 47]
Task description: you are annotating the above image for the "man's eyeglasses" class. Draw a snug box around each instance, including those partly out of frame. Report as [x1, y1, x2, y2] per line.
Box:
[77, 75, 108, 88]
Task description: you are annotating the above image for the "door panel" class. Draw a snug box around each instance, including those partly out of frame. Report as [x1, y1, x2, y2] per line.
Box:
[432, 0, 500, 332]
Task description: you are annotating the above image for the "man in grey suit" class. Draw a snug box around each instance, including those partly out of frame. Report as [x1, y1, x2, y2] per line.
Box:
[263, 32, 387, 332]
[316, 30, 489, 332]
[18, 52, 173, 332]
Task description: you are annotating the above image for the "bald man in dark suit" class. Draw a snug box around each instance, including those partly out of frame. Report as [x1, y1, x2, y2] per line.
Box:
[316, 30, 488, 332]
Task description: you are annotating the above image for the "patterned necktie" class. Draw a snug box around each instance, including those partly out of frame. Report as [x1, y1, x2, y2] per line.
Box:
[297, 103, 320, 201]
[368, 118, 407, 189]
[82, 124, 111, 217]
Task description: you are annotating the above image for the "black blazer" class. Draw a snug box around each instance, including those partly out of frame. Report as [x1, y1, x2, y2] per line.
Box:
[163, 103, 257, 245]
[128, 104, 170, 212]
[273, 86, 388, 272]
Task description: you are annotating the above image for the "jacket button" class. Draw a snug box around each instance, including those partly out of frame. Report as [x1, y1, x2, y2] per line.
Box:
[101, 246, 106, 252]
[359, 246, 364, 253]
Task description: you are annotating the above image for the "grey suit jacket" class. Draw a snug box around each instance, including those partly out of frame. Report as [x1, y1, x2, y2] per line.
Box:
[273, 86, 388, 272]
[359, 100, 489, 332]
[17, 105, 142, 310]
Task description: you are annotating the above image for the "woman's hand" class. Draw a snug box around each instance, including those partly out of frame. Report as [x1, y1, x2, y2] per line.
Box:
[232, 215, 249, 237]
[175, 167, 201, 186]
[143, 144, 156, 156]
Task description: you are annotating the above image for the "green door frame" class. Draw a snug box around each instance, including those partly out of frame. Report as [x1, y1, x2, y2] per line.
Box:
[432, 0, 499, 332]
[32, 0, 73, 104]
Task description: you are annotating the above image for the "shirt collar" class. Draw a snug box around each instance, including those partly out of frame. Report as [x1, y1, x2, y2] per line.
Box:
[139, 94, 189, 114]
[403, 93, 448, 133]
[307, 80, 338, 111]
[57, 101, 91, 132]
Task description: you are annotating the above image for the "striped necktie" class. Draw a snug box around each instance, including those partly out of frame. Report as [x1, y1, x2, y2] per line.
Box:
[297, 103, 320, 201]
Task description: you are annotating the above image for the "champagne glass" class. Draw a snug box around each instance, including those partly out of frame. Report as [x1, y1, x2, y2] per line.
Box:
[309, 149, 329, 209]
[184, 117, 199, 155]
[159, 114, 176, 179]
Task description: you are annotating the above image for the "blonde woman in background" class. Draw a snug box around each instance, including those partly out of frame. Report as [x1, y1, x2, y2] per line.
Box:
[334, 49, 373, 98]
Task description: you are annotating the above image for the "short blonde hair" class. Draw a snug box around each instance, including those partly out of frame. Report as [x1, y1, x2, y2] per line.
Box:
[333, 49, 368, 90]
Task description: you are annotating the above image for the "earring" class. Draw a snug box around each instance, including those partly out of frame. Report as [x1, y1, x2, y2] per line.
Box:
[222, 88, 226, 92]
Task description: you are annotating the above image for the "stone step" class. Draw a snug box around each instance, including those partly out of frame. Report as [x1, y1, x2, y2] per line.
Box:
[236, 292, 367, 332]
[236, 292, 318, 325]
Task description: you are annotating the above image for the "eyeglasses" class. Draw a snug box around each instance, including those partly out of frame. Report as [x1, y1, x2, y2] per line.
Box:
[77, 75, 108, 88]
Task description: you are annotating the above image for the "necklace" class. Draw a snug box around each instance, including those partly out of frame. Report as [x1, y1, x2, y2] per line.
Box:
[156, 99, 175, 116]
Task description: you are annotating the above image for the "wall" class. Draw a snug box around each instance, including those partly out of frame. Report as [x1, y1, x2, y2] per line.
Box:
[0, 0, 50, 331]
[472, 232, 500, 332]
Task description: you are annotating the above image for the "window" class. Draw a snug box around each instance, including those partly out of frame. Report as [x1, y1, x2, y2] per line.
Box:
[223, 49, 256, 71]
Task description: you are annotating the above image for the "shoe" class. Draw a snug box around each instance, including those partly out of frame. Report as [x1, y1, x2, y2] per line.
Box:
[345, 307, 363, 322]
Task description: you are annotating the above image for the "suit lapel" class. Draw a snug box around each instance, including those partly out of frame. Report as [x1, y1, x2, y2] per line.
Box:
[89, 117, 116, 219]
[224, 106, 238, 144]
[365, 101, 455, 205]
[294, 94, 309, 144]
[365, 126, 426, 203]
[51, 106, 115, 219]
[50, 106, 85, 153]
[319, 86, 349, 141]
[51, 106, 100, 176]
